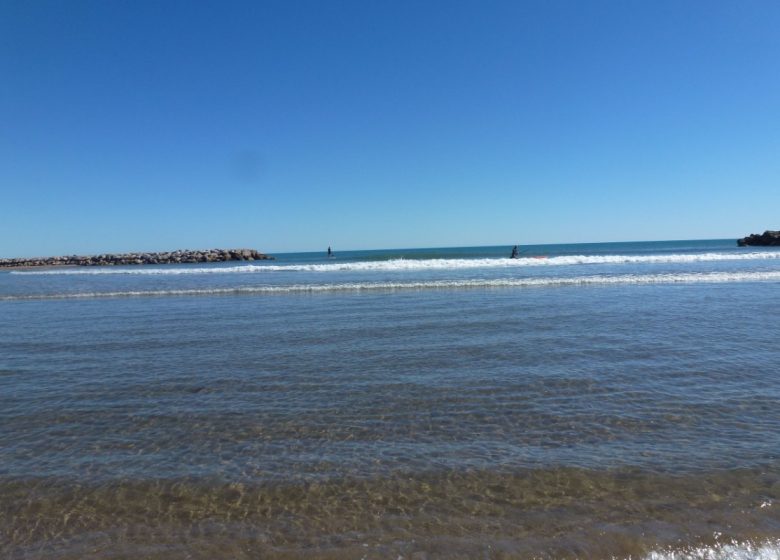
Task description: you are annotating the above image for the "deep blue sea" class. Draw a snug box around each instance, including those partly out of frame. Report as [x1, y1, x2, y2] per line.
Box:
[1, 239, 779, 559]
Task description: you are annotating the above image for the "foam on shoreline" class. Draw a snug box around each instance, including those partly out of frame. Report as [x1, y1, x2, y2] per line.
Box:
[641, 539, 780, 560]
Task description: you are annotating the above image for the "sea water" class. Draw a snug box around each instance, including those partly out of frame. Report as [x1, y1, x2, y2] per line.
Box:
[1, 239, 779, 559]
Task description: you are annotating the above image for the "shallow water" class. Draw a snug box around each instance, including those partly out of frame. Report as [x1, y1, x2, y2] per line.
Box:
[1, 240, 779, 558]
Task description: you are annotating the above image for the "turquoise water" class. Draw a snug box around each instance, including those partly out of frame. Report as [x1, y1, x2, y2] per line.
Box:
[1, 239, 780, 558]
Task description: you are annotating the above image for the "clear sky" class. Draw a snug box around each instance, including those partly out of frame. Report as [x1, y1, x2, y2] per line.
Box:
[2, 0, 779, 256]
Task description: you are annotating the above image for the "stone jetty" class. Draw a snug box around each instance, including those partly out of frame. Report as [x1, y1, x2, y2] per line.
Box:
[0, 248, 274, 268]
[737, 230, 780, 247]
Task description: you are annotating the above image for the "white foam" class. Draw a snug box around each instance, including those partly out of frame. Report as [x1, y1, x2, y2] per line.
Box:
[9, 252, 780, 275]
[3, 271, 779, 300]
[641, 539, 780, 560]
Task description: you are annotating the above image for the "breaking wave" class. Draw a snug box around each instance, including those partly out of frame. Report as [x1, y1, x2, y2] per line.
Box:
[3, 271, 779, 300]
[9, 251, 780, 275]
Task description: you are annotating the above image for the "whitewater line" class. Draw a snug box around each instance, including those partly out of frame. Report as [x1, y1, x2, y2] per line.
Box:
[9, 252, 780, 275]
[2, 271, 779, 301]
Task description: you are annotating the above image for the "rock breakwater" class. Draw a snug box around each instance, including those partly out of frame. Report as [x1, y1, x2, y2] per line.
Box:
[0, 249, 274, 268]
[737, 230, 780, 247]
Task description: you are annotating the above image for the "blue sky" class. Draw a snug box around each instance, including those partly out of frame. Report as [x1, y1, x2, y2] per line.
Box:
[2, 0, 779, 256]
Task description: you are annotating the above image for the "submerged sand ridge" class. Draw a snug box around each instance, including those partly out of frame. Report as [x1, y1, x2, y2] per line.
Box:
[0, 248, 274, 268]
[3, 466, 780, 559]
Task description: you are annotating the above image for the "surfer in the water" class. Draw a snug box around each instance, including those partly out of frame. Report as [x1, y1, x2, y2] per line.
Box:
[510, 245, 519, 259]
[327, 246, 333, 258]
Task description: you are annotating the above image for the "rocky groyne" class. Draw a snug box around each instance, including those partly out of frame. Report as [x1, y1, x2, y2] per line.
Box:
[0, 248, 274, 268]
[737, 230, 780, 247]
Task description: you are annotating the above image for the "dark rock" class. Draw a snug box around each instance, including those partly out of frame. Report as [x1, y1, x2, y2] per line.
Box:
[0, 248, 275, 268]
[737, 230, 780, 247]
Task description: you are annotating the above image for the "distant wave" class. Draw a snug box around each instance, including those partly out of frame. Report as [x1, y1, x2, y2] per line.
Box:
[3, 271, 779, 300]
[9, 251, 780, 275]
[643, 539, 780, 560]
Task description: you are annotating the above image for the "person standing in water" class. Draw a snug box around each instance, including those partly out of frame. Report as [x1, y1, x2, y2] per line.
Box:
[510, 245, 519, 259]
[327, 246, 333, 258]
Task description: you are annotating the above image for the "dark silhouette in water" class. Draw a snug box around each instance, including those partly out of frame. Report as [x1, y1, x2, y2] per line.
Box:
[737, 230, 780, 246]
[510, 245, 519, 259]
[327, 246, 333, 258]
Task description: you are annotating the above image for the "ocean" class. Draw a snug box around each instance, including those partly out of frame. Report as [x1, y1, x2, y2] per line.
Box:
[1, 239, 779, 559]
